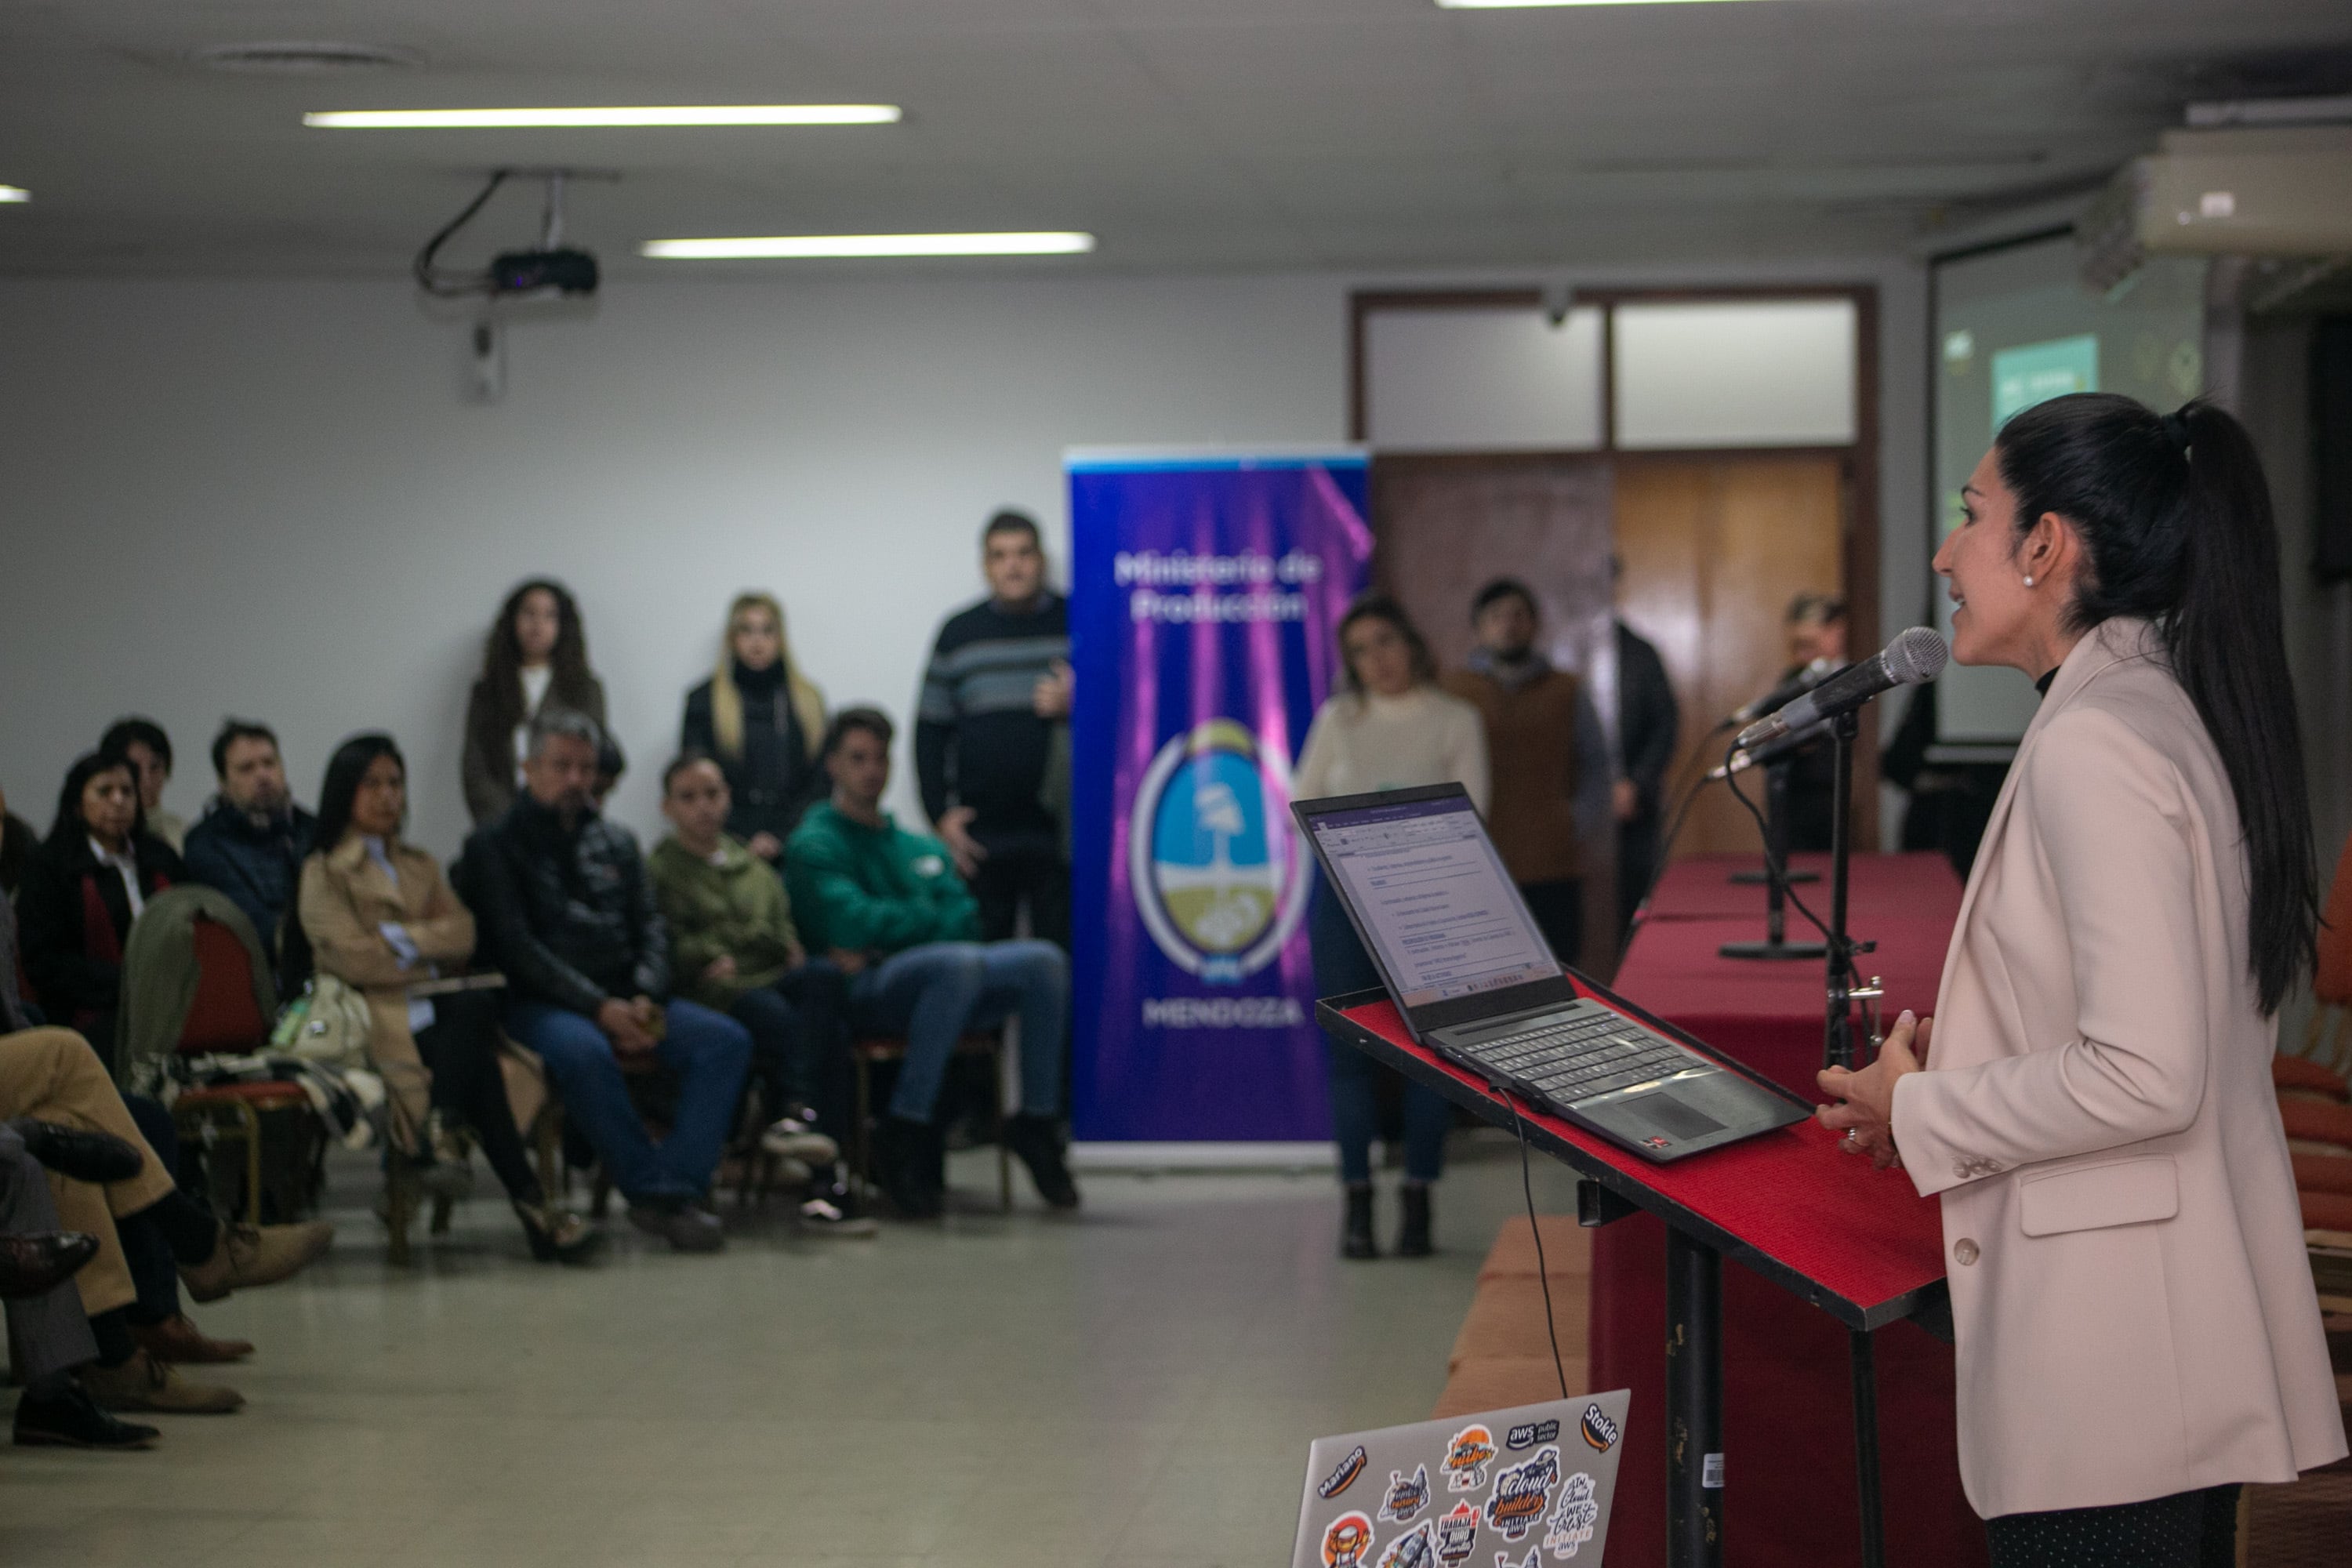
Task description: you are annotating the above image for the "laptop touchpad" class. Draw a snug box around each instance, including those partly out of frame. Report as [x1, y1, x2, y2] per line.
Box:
[1619, 1093, 1725, 1142]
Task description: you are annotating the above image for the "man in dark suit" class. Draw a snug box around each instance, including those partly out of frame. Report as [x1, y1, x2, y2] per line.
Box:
[1612, 594, 1679, 937]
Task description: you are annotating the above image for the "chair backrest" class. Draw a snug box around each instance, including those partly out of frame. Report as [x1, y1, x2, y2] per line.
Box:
[2317, 830, 2352, 1008]
[180, 915, 270, 1054]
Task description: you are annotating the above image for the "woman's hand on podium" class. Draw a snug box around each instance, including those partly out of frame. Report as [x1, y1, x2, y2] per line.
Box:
[1816, 1011, 1929, 1171]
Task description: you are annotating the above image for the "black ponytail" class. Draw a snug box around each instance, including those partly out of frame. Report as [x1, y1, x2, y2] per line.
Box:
[1995, 392, 2317, 1014]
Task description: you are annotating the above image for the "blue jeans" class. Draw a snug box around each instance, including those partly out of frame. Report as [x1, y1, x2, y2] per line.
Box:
[504, 999, 751, 1202]
[849, 942, 1067, 1123]
[1312, 880, 1448, 1185]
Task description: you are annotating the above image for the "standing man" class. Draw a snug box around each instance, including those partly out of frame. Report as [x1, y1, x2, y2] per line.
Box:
[470, 710, 752, 1253]
[914, 510, 1073, 951]
[181, 720, 315, 971]
[1440, 579, 1612, 967]
[1610, 572, 1680, 935]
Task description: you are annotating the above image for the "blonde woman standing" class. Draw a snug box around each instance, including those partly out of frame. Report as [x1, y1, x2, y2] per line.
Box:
[681, 593, 827, 862]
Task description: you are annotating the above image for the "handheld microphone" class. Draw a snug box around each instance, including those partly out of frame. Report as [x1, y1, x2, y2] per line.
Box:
[1708, 716, 1832, 780]
[1724, 659, 1835, 729]
[1736, 626, 1948, 749]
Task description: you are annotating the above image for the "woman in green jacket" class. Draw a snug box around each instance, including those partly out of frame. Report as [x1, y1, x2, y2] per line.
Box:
[648, 753, 869, 1235]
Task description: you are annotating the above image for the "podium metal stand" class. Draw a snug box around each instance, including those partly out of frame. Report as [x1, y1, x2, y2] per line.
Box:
[1318, 983, 1951, 1568]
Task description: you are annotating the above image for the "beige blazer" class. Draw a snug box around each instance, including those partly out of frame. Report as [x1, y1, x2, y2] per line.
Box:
[1890, 616, 2347, 1518]
[298, 835, 543, 1143]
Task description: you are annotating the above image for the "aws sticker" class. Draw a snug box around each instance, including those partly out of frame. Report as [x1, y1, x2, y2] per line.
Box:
[1376, 1521, 1438, 1568]
[1379, 1464, 1432, 1525]
[1493, 1548, 1542, 1568]
[1127, 720, 1310, 982]
[1504, 1419, 1559, 1451]
[1577, 1404, 1621, 1454]
[1319, 1445, 1370, 1500]
[1544, 1473, 1601, 1559]
[1485, 1446, 1560, 1542]
[1323, 1512, 1376, 1568]
[1443, 1425, 1498, 1492]
[1433, 1503, 1483, 1567]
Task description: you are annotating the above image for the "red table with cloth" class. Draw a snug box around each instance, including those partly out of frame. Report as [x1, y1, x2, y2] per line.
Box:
[1597, 851, 1984, 1568]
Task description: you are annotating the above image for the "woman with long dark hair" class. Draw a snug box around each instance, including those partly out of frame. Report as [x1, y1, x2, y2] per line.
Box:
[296, 734, 594, 1263]
[1818, 394, 2347, 1563]
[679, 591, 828, 860]
[14, 750, 183, 1051]
[461, 579, 607, 824]
[1296, 595, 1489, 1261]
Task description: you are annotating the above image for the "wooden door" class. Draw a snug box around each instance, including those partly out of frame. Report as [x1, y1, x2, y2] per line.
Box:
[1613, 454, 1852, 859]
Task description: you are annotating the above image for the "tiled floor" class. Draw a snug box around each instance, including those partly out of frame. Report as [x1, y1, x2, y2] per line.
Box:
[1, 1134, 1582, 1568]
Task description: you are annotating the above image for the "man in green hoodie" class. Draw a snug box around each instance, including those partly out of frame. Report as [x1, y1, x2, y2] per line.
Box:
[649, 753, 872, 1236]
[785, 708, 1077, 1218]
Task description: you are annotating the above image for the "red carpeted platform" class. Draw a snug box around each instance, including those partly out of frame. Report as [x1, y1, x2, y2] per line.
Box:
[1601, 851, 1982, 1568]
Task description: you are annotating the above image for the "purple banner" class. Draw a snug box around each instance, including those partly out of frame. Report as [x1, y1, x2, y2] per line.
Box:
[1067, 452, 1372, 1141]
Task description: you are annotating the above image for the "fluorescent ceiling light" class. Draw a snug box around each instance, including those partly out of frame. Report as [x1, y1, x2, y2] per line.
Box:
[0, 186, 27, 203]
[305, 105, 900, 129]
[642, 232, 1096, 260]
[1436, 1, 1775, 8]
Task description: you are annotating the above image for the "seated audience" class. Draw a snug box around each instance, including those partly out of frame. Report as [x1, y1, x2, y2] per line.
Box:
[100, 717, 187, 853]
[470, 710, 750, 1252]
[649, 753, 868, 1236]
[181, 719, 315, 970]
[295, 734, 596, 1264]
[464, 579, 608, 826]
[786, 708, 1076, 1219]
[1, 1025, 332, 1428]
[681, 593, 828, 862]
[15, 750, 184, 1051]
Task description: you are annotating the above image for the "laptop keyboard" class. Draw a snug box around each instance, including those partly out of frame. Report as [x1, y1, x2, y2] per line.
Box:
[1452, 1008, 1702, 1106]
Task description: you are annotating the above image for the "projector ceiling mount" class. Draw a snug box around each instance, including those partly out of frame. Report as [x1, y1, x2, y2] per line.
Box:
[413, 166, 616, 300]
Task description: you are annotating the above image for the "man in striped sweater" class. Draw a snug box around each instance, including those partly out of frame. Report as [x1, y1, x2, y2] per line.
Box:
[913, 510, 1073, 952]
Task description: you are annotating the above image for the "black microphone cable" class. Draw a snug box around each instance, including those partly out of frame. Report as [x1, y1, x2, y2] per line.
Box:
[1502, 1087, 1573, 1401]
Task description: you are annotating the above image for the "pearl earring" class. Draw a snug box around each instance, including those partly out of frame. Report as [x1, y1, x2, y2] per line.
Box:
[2023, 575, 2036, 587]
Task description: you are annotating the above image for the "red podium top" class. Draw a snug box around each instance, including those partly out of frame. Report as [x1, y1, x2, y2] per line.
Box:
[1328, 990, 1947, 1326]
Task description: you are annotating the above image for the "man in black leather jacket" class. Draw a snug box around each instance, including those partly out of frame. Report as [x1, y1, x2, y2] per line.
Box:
[471, 710, 750, 1252]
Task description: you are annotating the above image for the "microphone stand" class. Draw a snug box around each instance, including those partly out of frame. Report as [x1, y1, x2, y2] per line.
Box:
[1725, 751, 1819, 887]
[1719, 756, 1825, 961]
[1821, 706, 1888, 1568]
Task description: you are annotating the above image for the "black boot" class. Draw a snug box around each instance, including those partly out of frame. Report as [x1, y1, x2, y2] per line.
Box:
[1396, 1181, 1433, 1258]
[1004, 1115, 1080, 1210]
[13, 1378, 160, 1450]
[1341, 1183, 1377, 1261]
[872, 1116, 943, 1220]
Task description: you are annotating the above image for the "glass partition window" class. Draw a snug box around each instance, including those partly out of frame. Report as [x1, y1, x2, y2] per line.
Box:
[1365, 306, 1605, 452]
[1612, 299, 1858, 449]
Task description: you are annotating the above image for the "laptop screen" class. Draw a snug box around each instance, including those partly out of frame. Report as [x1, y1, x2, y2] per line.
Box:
[1305, 793, 1559, 1009]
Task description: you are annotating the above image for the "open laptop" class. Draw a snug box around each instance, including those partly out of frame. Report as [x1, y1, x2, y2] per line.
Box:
[1294, 783, 1806, 1163]
[1292, 1391, 1632, 1567]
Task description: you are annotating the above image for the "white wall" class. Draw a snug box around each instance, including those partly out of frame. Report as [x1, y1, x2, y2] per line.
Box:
[0, 273, 1344, 851]
[0, 258, 1928, 857]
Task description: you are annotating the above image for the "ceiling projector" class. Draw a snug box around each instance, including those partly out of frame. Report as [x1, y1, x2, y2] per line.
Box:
[416, 169, 601, 301]
[487, 245, 600, 298]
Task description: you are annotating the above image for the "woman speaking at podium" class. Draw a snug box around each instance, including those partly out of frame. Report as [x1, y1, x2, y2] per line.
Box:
[1817, 393, 2347, 1566]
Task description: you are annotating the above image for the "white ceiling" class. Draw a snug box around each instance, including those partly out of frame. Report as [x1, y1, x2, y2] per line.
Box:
[2, 0, 2348, 278]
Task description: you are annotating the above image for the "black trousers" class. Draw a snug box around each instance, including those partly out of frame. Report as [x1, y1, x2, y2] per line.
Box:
[416, 989, 541, 1205]
[971, 833, 1071, 951]
[1519, 879, 1584, 970]
[1616, 820, 1662, 938]
[1986, 1484, 2241, 1568]
[726, 960, 855, 1149]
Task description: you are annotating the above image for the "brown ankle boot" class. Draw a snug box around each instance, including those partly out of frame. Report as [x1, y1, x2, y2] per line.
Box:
[132, 1313, 254, 1364]
[179, 1220, 335, 1304]
[80, 1349, 245, 1414]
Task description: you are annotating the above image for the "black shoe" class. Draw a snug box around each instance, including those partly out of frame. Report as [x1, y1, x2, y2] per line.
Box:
[0, 1230, 100, 1300]
[623, 1198, 724, 1254]
[514, 1201, 601, 1265]
[1004, 1115, 1080, 1210]
[1341, 1184, 1377, 1261]
[13, 1381, 160, 1450]
[871, 1116, 943, 1220]
[9, 1120, 143, 1185]
[1396, 1181, 1433, 1258]
[797, 1183, 879, 1238]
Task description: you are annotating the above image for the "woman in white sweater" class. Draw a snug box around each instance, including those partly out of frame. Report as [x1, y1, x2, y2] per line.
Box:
[1295, 595, 1490, 1260]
